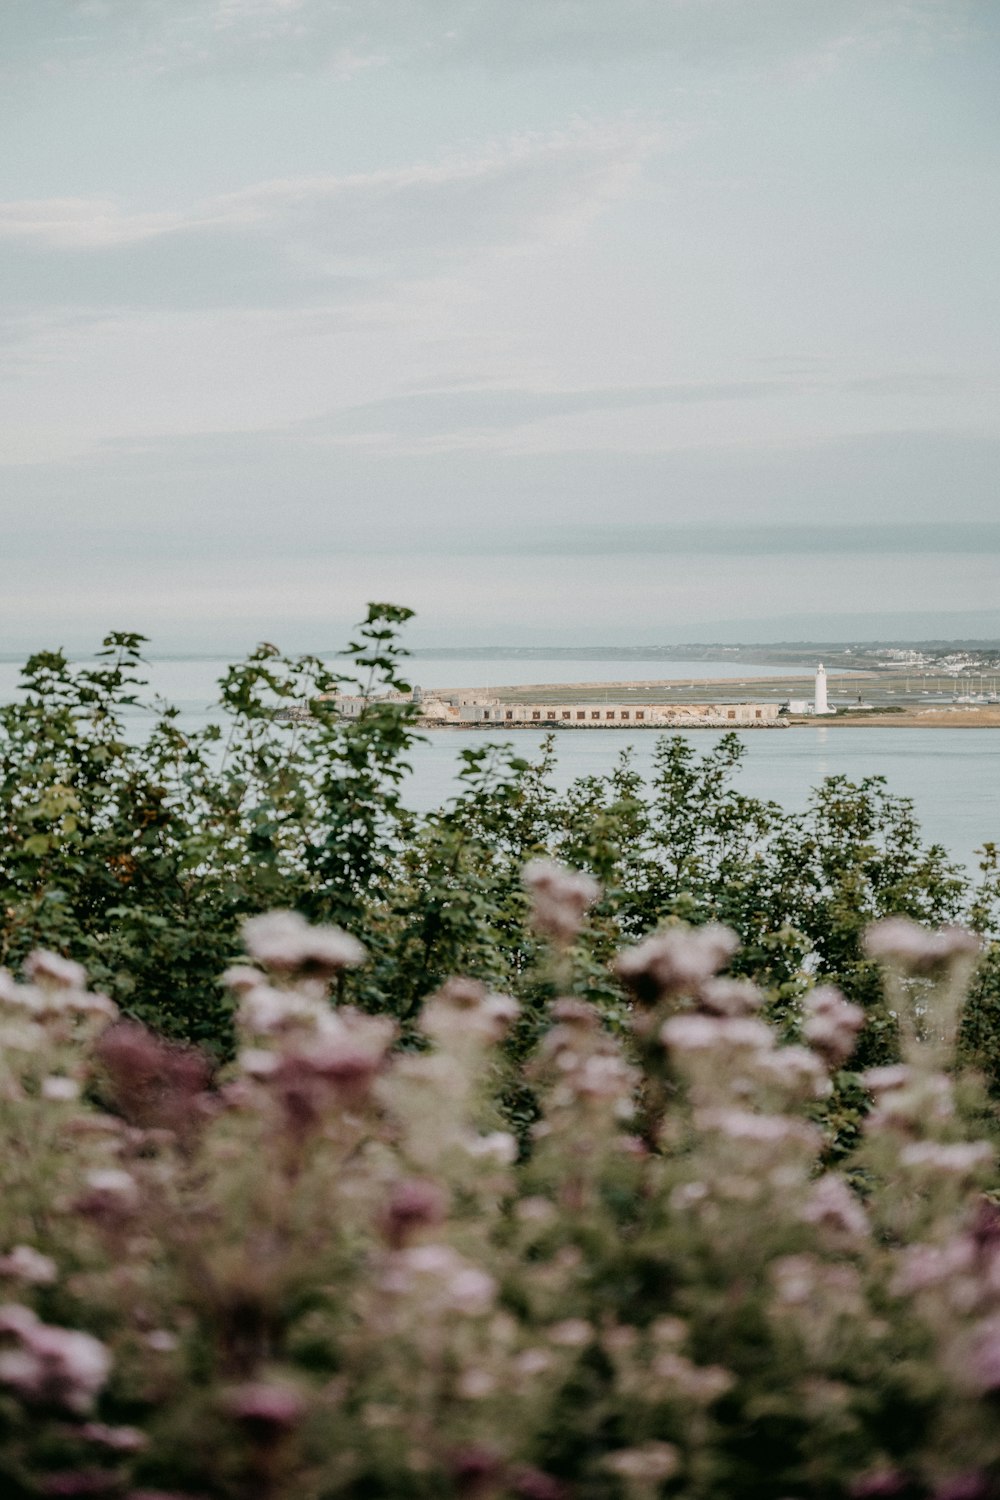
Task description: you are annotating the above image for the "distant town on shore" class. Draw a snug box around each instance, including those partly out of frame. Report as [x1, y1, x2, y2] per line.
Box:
[308, 648, 1000, 731]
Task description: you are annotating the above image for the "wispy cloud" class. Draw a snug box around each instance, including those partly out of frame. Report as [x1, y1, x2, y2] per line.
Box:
[3, 0, 978, 79]
[300, 381, 790, 442]
[0, 123, 658, 313]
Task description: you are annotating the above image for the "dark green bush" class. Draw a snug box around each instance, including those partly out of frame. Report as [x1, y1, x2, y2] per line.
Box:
[2, 606, 997, 1083]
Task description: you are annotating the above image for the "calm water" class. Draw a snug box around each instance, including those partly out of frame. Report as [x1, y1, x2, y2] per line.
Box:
[405, 728, 999, 875]
[1, 655, 995, 874]
[0, 652, 818, 710]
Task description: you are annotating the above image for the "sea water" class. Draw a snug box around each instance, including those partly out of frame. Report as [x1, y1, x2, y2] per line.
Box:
[403, 727, 998, 877]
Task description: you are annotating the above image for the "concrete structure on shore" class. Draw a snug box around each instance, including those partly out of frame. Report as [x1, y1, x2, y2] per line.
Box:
[325, 691, 782, 728]
[454, 700, 781, 727]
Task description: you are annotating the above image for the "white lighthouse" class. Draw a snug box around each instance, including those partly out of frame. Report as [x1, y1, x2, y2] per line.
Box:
[814, 663, 832, 715]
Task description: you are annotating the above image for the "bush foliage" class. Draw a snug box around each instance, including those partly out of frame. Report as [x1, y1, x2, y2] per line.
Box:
[1, 608, 998, 1079]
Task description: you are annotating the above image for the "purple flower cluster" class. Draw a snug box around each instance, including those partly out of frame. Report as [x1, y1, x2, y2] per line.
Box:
[0, 902, 994, 1498]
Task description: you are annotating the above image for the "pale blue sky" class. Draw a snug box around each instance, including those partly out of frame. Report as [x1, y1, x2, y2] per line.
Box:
[1, 1, 998, 649]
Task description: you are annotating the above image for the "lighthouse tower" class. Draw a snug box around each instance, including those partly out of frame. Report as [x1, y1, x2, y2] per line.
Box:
[814, 663, 831, 715]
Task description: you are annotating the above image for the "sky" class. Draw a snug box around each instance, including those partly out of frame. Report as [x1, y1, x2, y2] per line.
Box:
[1, 0, 999, 652]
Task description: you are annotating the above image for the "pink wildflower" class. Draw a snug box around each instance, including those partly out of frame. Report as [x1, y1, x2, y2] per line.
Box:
[422, 979, 519, 1043]
[242, 910, 366, 977]
[510, 1468, 568, 1500]
[696, 1108, 821, 1151]
[463, 1132, 518, 1164]
[95, 1022, 212, 1134]
[237, 983, 323, 1034]
[269, 1013, 393, 1122]
[220, 964, 264, 994]
[24, 950, 87, 990]
[224, 1381, 305, 1439]
[800, 1174, 870, 1240]
[448, 1267, 498, 1316]
[381, 1178, 449, 1248]
[899, 1141, 993, 1175]
[660, 1014, 772, 1054]
[891, 1237, 975, 1295]
[866, 1070, 954, 1133]
[615, 923, 740, 1005]
[0, 1305, 111, 1412]
[74, 1168, 140, 1224]
[963, 1314, 1000, 1392]
[547, 1319, 592, 1348]
[864, 917, 981, 972]
[449, 1444, 504, 1497]
[41, 1076, 81, 1102]
[698, 976, 763, 1016]
[849, 1472, 915, 1498]
[522, 859, 600, 946]
[550, 997, 600, 1028]
[603, 1444, 679, 1483]
[79, 1423, 147, 1452]
[933, 1475, 995, 1500]
[650, 1352, 733, 1402]
[863, 1065, 913, 1094]
[0, 1245, 57, 1285]
[754, 1046, 830, 1099]
[802, 985, 864, 1067]
[386, 1245, 497, 1315]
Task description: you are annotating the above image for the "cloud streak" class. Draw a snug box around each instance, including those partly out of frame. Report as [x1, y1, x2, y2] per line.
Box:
[0, 123, 657, 312]
[3, 0, 978, 79]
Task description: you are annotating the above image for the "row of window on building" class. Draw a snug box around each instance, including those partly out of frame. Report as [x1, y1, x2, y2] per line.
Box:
[474, 707, 771, 722]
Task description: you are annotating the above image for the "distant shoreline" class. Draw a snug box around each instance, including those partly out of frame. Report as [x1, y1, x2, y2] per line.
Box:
[420, 713, 1000, 730]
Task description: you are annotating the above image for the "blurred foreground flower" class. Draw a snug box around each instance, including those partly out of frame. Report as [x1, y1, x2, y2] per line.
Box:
[522, 860, 600, 947]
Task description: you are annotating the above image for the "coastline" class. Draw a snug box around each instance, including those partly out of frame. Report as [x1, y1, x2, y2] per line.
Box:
[419, 675, 1000, 731]
[419, 712, 1000, 730]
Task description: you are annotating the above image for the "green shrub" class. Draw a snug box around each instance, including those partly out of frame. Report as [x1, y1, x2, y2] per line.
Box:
[3, 608, 997, 1088]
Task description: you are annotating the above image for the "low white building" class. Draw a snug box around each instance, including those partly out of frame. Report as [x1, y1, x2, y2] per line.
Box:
[457, 702, 782, 727]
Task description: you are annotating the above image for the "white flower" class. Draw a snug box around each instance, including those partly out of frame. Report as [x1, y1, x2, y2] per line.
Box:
[237, 984, 323, 1035]
[456, 1368, 495, 1399]
[243, 911, 366, 976]
[548, 1319, 592, 1347]
[0, 1304, 110, 1412]
[447, 1268, 497, 1316]
[463, 1132, 518, 1165]
[864, 918, 981, 971]
[899, 1141, 993, 1175]
[522, 860, 601, 946]
[237, 1047, 280, 1077]
[83, 1168, 140, 1212]
[802, 986, 864, 1067]
[754, 1046, 830, 1099]
[604, 1444, 679, 1483]
[696, 1108, 820, 1151]
[386, 1245, 496, 1315]
[24, 951, 87, 991]
[661, 1014, 772, 1054]
[616, 924, 740, 1000]
[800, 1175, 870, 1240]
[0, 1247, 57, 1286]
[41, 1076, 80, 1102]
